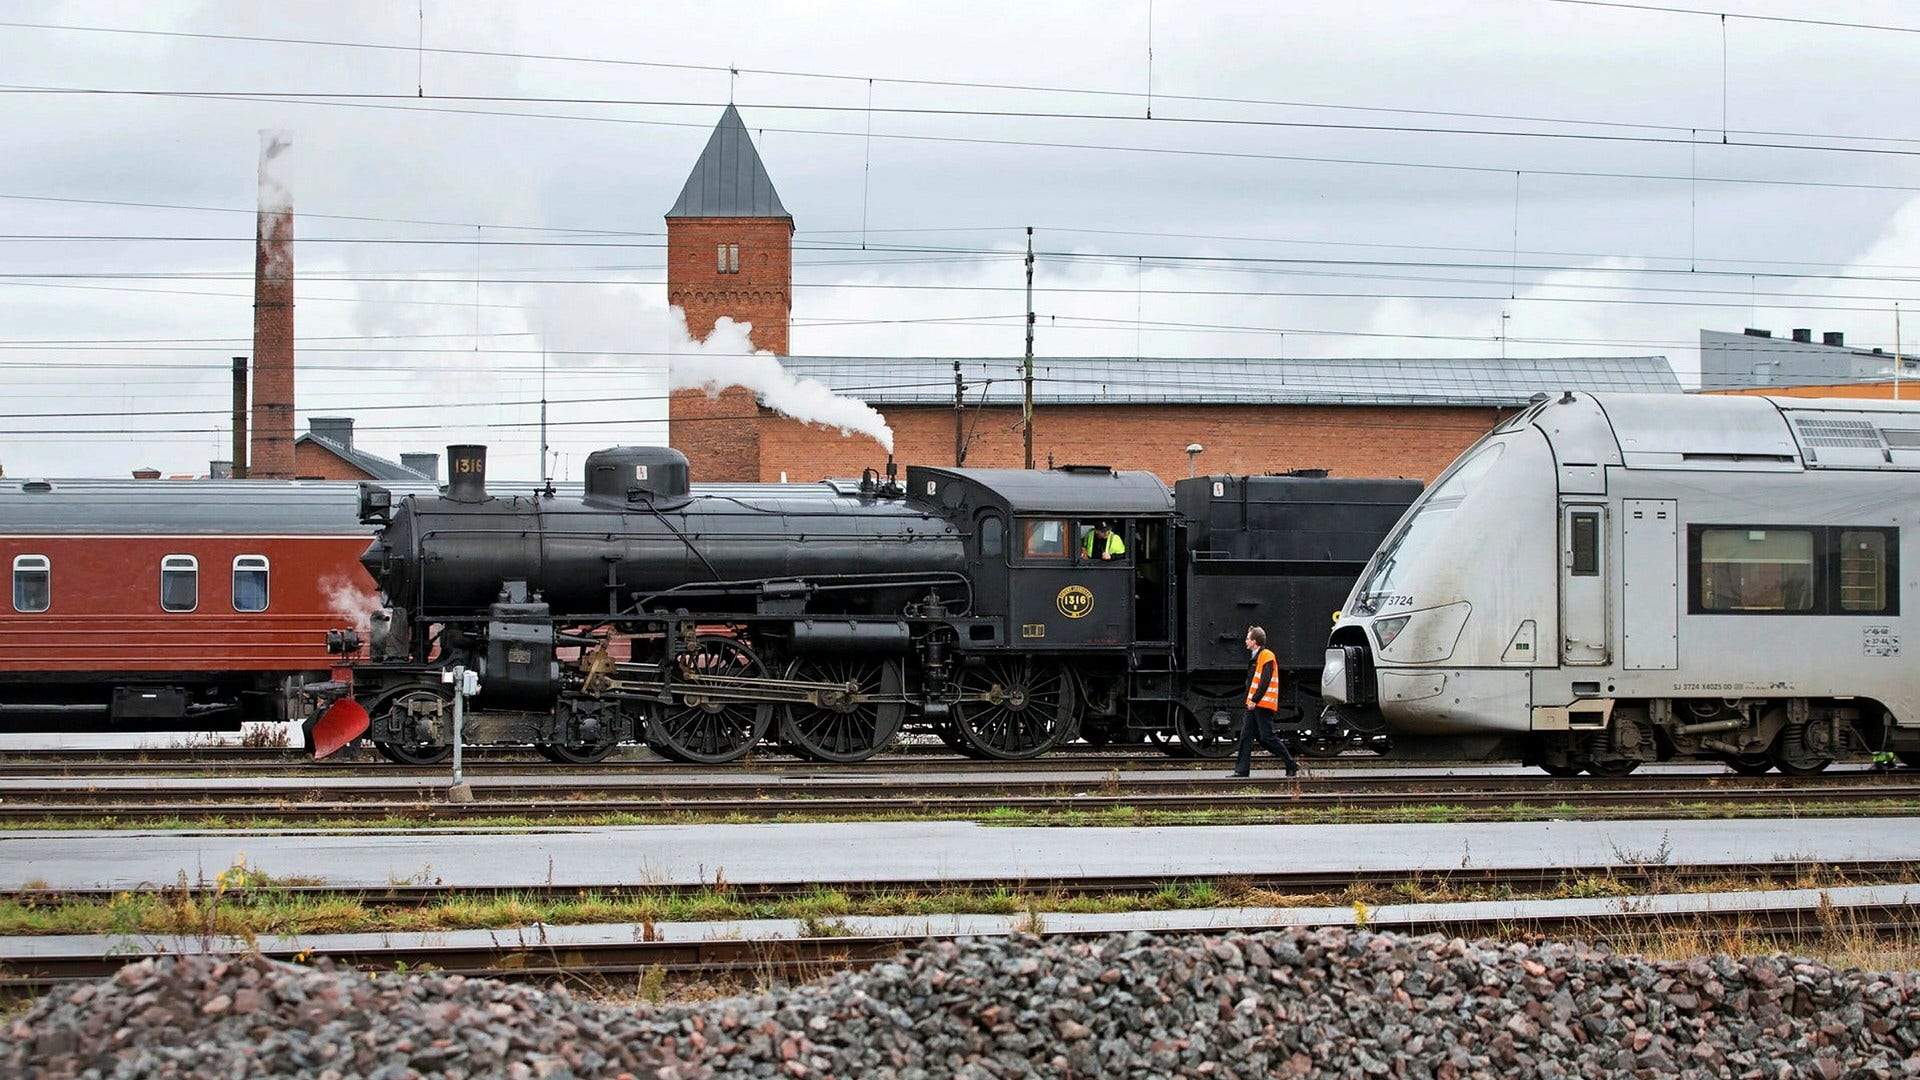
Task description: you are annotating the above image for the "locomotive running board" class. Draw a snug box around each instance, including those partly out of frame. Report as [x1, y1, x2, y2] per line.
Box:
[305, 698, 371, 760]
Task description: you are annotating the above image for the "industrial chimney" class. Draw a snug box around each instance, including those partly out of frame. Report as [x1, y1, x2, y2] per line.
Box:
[249, 131, 296, 480]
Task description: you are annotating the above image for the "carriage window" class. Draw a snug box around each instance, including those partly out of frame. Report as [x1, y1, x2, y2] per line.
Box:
[979, 515, 1005, 557]
[1021, 519, 1067, 559]
[1570, 512, 1600, 576]
[12, 555, 48, 613]
[1837, 530, 1892, 613]
[161, 555, 198, 612]
[232, 555, 269, 613]
[1696, 528, 1814, 612]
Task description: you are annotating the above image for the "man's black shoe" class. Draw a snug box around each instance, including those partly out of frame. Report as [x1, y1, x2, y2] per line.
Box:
[1286, 766, 1299, 777]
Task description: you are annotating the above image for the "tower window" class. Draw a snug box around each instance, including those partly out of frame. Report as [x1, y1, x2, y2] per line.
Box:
[716, 243, 740, 274]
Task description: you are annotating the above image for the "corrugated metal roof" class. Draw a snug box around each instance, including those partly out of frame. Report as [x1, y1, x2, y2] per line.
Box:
[665, 105, 790, 219]
[778, 355, 1680, 408]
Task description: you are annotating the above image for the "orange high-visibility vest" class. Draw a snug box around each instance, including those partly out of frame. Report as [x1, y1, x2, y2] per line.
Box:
[1246, 648, 1281, 710]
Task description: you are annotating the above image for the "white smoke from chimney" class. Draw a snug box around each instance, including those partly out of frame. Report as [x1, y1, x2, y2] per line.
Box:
[667, 313, 895, 453]
[256, 130, 293, 278]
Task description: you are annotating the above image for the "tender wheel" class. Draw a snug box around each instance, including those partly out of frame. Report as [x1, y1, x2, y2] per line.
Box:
[1721, 752, 1773, 776]
[1173, 701, 1238, 760]
[536, 741, 618, 765]
[1147, 721, 1189, 759]
[645, 636, 775, 764]
[1769, 720, 1834, 776]
[779, 658, 904, 764]
[950, 658, 1076, 760]
[1585, 759, 1641, 777]
[372, 686, 454, 766]
[1537, 763, 1585, 778]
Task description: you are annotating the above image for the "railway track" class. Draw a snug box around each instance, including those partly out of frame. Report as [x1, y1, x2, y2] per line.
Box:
[2, 770, 1915, 824]
[5, 880, 1915, 995]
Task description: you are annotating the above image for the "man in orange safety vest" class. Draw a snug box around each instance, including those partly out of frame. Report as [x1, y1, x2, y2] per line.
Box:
[1230, 625, 1300, 779]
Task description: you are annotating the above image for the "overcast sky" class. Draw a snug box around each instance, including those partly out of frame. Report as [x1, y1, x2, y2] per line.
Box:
[5, 0, 1920, 479]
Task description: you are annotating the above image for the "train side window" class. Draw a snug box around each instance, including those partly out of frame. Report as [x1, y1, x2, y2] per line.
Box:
[12, 555, 49, 613]
[1570, 512, 1600, 576]
[1021, 519, 1067, 559]
[233, 555, 269, 613]
[1836, 529, 1895, 614]
[1694, 528, 1815, 613]
[161, 555, 199, 613]
[979, 515, 1005, 557]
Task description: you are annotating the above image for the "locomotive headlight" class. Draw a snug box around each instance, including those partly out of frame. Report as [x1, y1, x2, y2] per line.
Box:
[1373, 615, 1411, 649]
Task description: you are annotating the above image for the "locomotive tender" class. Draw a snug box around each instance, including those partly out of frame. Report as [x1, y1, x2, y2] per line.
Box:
[333, 445, 1419, 764]
[1324, 391, 1920, 775]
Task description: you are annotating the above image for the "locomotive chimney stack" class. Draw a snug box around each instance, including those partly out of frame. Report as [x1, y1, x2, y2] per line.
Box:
[446, 444, 488, 503]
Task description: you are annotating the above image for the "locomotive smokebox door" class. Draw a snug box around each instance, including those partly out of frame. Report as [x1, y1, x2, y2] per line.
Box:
[484, 601, 557, 706]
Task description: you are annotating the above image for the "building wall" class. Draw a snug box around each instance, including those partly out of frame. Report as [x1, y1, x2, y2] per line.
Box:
[291, 443, 374, 481]
[752, 402, 1506, 484]
[1710, 382, 1917, 400]
[666, 216, 794, 480]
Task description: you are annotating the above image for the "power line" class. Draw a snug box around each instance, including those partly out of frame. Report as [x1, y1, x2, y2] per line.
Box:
[7, 16, 1918, 148]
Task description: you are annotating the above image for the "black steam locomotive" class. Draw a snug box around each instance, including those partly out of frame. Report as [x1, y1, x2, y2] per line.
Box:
[319, 445, 1418, 765]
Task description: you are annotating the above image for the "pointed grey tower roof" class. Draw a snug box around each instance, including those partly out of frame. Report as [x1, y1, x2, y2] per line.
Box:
[666, 105, 791, 219]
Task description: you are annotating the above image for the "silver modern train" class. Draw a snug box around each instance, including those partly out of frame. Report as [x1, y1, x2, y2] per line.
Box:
[1323, 391, 1919, 776]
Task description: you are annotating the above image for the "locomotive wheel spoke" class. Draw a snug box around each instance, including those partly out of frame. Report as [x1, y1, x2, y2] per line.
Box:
[645, 636, 773, 764]
[779, 658, 904, 763]
[952, 659, 1075, 760]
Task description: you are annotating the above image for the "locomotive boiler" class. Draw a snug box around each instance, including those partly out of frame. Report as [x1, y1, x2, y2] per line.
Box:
[326, 442, 1419, 766]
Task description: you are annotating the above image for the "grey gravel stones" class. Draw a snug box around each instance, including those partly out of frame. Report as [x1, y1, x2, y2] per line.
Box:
[7, 927, 1920, 1077]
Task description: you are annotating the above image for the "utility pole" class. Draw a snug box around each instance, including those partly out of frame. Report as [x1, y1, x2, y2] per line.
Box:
[1024, 227, 1035, 470]
[1897, 303, 1904, 402]
[953, 360, 965, 465]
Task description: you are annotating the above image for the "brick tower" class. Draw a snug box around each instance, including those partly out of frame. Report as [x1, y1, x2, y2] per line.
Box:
[666, 105, 793, 481]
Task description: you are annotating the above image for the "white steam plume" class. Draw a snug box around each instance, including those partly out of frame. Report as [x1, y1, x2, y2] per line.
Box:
[668, 314, 895, 454]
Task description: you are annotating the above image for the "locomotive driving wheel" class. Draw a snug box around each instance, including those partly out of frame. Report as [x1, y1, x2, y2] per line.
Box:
[779, 657, 905, 763]
[950, 658, 1076, 760]
[1720, 752, 1774, 776]
[371, 686, 454, 766]
[645, 635, 775, 764]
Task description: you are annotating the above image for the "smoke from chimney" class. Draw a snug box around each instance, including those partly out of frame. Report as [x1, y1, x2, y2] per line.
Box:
[250, 131, 295, 479]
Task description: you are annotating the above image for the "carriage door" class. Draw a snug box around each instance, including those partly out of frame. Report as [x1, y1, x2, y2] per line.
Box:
[1560, 504, 1610, 665]
[1620, 499, 1678, 670]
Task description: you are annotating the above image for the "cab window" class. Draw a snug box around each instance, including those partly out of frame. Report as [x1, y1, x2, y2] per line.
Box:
[978, 515, 1005, 557]
[161, 555, 199, 613]
[233, 555, 269, 613]
[1021, 519, 1067, 559]
[12, 555, 48, 613]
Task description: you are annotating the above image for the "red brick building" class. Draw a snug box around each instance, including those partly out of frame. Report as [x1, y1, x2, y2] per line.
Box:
[666, 110, 1680, 485]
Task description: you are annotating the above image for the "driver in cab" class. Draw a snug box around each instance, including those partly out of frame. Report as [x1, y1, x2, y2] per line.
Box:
[1083, 520, 1126, 561]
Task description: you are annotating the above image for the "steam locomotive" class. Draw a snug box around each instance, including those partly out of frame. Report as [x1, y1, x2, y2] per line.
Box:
[317, 445, 1420, 765]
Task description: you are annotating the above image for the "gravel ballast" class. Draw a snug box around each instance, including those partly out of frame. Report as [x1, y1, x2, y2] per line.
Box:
[7, 927, 1919, 1078]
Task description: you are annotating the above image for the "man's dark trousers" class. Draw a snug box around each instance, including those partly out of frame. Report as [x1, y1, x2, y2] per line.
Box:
[1235, 707, 1299, 776]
